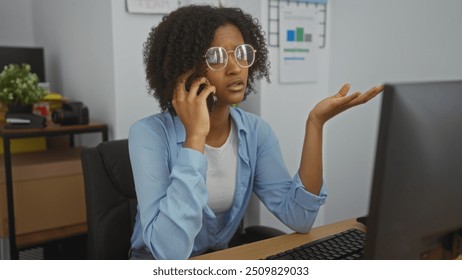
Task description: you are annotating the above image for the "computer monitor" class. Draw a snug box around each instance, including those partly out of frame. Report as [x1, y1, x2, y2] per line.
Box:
[0, 46, 46, 82]
[364, 80, 462, 259]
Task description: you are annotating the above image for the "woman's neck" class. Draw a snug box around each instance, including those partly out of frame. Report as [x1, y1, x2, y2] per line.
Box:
[206, 106, 231, 147]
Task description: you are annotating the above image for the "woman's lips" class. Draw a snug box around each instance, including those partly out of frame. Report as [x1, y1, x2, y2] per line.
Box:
[227, 80, 245, 92]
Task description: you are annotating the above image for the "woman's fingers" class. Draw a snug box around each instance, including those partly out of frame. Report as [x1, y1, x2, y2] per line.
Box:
[172, 70, 217, 114]
[336, 83, 351, 97]
[348, 85, 384, 106]
[338, 91, 361, 105]
[173, 70, 193, 100]
[364, 85, 384, 101]
[335, 84, 384, 108]
[187, 77, 208, 100]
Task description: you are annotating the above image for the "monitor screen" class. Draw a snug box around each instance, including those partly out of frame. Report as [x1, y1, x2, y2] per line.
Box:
[0, 46, 46, 82]
[365, 80, 462, 259]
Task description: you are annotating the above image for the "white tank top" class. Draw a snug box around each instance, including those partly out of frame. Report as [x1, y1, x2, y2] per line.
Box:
[204, 121, 237, 215]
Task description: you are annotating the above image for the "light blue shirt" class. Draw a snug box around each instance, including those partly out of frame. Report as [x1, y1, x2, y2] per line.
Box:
[128, 107, 327, 260]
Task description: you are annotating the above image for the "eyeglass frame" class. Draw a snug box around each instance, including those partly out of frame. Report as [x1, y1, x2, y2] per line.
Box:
[203, 44, 257, 71]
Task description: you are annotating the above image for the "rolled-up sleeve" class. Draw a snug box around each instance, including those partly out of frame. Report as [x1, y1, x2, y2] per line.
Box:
[252, 121, 327, 233]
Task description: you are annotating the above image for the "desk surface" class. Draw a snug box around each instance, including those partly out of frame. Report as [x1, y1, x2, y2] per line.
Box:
[192, 218, 365, 260]
[0, 121, 108, 138]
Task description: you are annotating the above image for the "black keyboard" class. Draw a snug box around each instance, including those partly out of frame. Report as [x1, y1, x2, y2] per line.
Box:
[265, 228, 365, 260]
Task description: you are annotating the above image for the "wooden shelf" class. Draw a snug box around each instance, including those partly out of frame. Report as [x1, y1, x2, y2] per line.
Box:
[16, 223, 87, 249]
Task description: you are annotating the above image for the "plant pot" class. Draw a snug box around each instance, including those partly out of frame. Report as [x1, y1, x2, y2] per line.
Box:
[7, 104, 33, 114]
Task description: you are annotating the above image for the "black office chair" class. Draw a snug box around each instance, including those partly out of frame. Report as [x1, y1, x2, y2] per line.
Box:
[81, 139, 137, 259]
[81, 139, 284, 259]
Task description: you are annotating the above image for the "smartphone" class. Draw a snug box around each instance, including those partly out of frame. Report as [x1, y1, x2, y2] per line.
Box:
[185, 72, 216, 112]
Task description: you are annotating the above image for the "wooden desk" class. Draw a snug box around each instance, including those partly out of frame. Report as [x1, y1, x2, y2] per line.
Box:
[0, 122, 108, 260]
[192, 219, 366, 260]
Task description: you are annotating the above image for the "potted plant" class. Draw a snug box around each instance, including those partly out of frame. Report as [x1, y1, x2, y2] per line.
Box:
[0, 63, 47, 113]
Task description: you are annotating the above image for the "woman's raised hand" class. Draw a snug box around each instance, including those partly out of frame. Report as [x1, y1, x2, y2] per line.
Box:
[308, 83, 384, 128]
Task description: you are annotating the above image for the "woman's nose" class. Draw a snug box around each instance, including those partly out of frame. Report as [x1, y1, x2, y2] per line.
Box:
[225, 53, 242, 75]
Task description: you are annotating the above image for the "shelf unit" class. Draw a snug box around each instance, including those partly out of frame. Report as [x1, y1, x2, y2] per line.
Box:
[0, 122, 108, 259]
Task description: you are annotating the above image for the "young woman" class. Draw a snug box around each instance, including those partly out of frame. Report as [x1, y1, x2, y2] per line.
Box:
[128, 5, 383, 260]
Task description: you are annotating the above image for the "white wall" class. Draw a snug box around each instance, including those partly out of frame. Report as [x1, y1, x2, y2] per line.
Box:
[324, 0, 462, 224]
[110, 1, 163, 139]
[0, 0, 34, 46]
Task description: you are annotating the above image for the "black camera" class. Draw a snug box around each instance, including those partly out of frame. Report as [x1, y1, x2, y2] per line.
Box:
[52, 102, 89, 125]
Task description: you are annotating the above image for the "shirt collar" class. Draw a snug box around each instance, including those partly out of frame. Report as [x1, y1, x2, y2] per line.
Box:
[229, 106, 248, 136]
[172, 107, 248, 144]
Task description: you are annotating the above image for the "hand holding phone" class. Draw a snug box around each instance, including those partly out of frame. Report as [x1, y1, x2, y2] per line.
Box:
[185, 71, 217, 112]
[172, 70, 217, 152]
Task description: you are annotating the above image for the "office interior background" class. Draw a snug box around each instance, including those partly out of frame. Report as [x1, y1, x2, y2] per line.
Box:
[1, 0, 462, 235]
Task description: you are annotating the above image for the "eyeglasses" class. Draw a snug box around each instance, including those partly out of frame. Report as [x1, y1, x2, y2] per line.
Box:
[204, 44, 256, 71]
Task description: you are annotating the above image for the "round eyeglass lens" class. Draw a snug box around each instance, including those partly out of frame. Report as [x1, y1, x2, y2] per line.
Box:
[205, 47, 228, 70]
[235, 44, 255, 68]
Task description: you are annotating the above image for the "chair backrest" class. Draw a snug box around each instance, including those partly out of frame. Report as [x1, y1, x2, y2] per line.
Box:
[81, 139, 137, 259]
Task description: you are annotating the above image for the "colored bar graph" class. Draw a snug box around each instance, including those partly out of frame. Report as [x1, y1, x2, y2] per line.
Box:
[286, 27, 311, 42]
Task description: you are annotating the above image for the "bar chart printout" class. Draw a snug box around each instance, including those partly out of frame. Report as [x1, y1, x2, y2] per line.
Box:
[279, 2, 319, 83]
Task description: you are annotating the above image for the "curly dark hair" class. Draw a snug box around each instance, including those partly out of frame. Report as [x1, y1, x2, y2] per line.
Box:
[143, 5, 270, 112]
